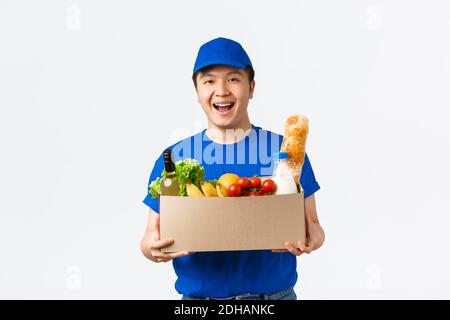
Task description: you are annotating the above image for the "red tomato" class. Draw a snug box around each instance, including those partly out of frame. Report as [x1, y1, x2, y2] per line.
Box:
[228, 183, 242, 197]
[237, 177, 250, 190]
[262, 179, 277, 193]
[249, 177, 261, 189]
[248, 191, 259, 197]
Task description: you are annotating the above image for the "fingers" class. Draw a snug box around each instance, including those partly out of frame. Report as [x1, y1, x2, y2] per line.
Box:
[297, 241, 313, 254]
[281, 241, 314, 256]
[149, 235, 173, 259]
[154, 251, 191, 263]
[149, 233, 191, 263]
[151, 237, 174, 250]
[285, 242, 302, 256]
[148, 214, 195, 263]
[167, 251, 191, 259]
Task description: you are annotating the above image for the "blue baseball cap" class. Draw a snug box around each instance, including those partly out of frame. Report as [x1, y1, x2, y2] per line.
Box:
[193, 37, 253, 74]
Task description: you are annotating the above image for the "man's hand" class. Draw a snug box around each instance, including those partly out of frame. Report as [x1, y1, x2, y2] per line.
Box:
[272, 222, 325, 255]
[272, 194, 325, 256]
[141, 211, 192, 263]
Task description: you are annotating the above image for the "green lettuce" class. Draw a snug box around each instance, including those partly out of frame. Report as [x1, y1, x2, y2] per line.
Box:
[148, 158, 205, 198]
[174, 158, 204, 196]
[149, 177, 161, 198]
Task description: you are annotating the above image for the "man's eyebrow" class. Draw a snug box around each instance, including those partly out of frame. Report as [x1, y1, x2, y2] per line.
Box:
[226, 70, 243, 76]
[199, 70, 243, 79]
[199, 72, 214, 79]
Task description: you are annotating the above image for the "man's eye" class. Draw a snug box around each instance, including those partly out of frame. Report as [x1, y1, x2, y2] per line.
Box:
[229, 78, 239, 82]
[204, 80, 213, 84]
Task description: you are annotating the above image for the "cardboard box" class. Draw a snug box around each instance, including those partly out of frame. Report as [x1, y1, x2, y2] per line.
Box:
[160, 192, 306, 253]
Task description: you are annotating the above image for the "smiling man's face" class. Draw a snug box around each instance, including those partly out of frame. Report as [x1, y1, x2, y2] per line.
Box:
[195, 64, 255, 130]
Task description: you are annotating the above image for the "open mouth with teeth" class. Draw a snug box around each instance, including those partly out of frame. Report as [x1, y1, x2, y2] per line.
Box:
[213, 102, 235, 114]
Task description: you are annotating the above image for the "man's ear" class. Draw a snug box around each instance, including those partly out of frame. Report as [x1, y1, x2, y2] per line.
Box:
[249, 80, 255, 99]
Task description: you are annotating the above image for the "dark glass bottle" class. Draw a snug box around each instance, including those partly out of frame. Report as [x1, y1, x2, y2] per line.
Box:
[160, 149, 179, 196]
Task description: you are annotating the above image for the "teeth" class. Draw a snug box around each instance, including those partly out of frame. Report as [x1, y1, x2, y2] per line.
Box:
[214, 102, 233, 107]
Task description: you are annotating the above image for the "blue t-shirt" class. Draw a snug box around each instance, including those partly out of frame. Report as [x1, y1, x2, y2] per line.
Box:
[143, 124, 320, 298]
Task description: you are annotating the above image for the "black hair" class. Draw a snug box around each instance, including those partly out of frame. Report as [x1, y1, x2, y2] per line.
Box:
[192, 65, 255, 89]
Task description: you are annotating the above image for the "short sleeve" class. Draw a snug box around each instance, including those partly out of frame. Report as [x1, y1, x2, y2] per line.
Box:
[299, 153, 321, 198]
[142, 152, 164, 214]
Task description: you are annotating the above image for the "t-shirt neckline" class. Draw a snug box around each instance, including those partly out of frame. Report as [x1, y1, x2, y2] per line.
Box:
[202, 124, 256, 146]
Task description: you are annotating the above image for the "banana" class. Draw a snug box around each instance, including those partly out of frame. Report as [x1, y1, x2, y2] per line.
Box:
[186, 183, 205, 197]
[216, 182, 229, 197]
[201, 181, 218, 197]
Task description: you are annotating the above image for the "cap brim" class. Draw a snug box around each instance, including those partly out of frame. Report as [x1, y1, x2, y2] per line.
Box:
[193, 58, 250, 74]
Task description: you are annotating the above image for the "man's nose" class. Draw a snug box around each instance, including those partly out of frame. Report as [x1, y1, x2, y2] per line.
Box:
[215, 80, 230, 96]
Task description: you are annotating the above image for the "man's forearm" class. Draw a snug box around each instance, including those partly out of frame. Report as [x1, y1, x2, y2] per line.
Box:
[311, 222, 325, 250]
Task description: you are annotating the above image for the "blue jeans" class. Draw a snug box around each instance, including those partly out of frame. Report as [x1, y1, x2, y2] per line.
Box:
[181, 287, 297, 300]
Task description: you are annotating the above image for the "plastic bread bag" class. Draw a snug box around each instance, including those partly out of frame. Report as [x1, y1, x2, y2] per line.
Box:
[280, 114, 309, 191]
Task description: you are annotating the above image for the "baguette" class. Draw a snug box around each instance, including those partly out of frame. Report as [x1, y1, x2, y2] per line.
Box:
[280, 115, 309, 186]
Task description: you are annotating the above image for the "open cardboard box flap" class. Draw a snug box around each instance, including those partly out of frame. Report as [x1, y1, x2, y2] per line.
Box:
[160, 192, 306, 253]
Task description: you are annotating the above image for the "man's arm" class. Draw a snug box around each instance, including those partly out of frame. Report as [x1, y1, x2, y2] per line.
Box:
[140, 209, 160, 262]
[273, 194, 325, 255]
[303, 194, 325, 251]
[140, 208, 191, 263]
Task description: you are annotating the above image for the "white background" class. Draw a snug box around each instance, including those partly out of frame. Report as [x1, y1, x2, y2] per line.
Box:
[1, 0, 449, 299]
